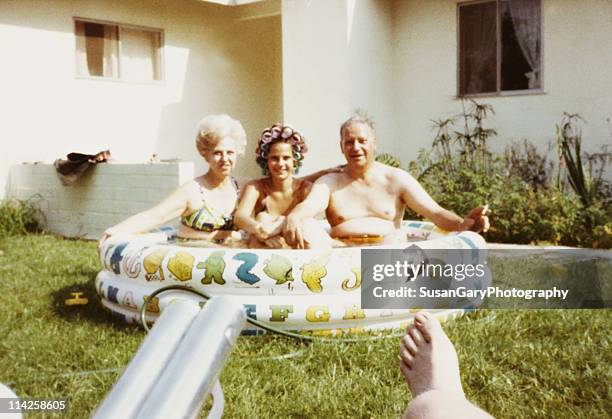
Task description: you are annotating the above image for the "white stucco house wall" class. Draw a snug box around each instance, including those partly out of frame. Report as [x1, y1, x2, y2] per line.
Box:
[1, 0, 610, 237]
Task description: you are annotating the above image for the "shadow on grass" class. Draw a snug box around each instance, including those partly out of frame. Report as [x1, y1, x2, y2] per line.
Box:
[50, 275, 140, 331]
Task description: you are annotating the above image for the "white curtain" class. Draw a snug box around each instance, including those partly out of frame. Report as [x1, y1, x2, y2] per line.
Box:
[75, 22, 89, 76]
[507, 0, 541, 88]
[120, 28, 160, 81]
[102, 25, 119, 78]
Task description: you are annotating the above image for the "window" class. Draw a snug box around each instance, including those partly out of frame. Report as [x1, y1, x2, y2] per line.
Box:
[75, 19, 163, 82]
[458, 0, 542, 96]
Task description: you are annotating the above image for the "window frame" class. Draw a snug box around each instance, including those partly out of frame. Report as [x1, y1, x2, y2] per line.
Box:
[456, 0, 544, 98]
[73, 17, 165, 84]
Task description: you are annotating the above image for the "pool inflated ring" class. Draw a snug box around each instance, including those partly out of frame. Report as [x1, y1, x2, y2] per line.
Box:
[95, 222, 487, 334]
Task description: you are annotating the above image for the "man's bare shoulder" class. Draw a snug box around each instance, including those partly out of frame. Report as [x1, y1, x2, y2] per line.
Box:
[372, 163, 421, 194]
[372, 162, 414, 181]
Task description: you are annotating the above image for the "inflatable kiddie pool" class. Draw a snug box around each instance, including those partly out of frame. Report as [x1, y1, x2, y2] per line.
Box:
[95, 222, 487, 335]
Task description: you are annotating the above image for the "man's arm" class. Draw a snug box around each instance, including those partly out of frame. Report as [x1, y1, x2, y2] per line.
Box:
[298, 164, 345, 183]
[284, 179, 331, 248]
[398, 171, 489, 232]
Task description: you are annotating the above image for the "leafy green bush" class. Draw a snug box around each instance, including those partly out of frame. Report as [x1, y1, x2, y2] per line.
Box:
[403, 102, 611, 248]
[0, 198, 45, 237]
[407, 157, 584, 245]
[564, 202, 612, 248]
[375, 153, 403, 168]
[505, 139, 552, 189]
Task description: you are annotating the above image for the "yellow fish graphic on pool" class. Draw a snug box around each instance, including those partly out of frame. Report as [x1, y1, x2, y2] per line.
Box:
[263, 254, 294, 285]
[167, 251, 195, 282]
[300, 253, 331, 293]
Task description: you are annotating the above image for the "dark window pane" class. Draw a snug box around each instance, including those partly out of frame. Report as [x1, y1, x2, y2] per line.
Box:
[84, 22, 105, 76]
[459, 2, 498, 95]
[75, 21, 118, 78]
[76, 20, 163, 81]
[501, 0, 541, 90]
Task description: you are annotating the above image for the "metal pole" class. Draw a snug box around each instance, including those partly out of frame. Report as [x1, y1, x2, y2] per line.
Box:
[135, 296, 246, 419]
[93, 300, 201, 419]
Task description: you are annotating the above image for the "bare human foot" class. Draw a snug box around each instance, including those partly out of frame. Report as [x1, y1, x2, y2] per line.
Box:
[399, 312, 464, 398]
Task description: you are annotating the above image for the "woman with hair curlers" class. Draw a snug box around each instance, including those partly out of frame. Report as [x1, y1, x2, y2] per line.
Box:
[235, 123, 314, 248]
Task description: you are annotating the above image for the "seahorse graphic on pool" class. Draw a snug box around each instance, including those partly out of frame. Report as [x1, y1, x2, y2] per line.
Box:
[121, 246, 148, 278]
[167, 251, 195, 282]
[263, 254, 294, 285]
[109, 243, 128, 274]
[300, 252, 331, 293]
[197, 251, 226, 285]
[233, 252, 261, 285]
[143, 248, 170, 281]
[103, 244, 114, 266]
[341, 267, 361, 291]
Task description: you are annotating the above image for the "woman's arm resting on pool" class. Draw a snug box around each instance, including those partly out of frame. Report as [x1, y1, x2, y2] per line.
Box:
[284, 180, 331, 248]
[100, 184, 190, 244]
[398, 171, 489, 232]
[234, 182, 274, 240]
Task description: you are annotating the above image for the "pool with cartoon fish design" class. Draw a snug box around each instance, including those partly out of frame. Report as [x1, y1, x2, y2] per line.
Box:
[96, 221, 487, 334]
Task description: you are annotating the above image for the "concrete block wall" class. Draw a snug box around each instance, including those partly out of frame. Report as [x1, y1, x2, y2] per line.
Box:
[7, 162, 194, 240]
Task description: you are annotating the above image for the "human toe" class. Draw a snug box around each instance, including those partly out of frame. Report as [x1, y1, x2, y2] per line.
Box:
[414, 311, 432, 325]
[409, 325, 425, 346]
[402, 333, 419, 356]
[399, 347, 414, 367]
[399, 358, 412, 379]
[414, 313, 441, 343]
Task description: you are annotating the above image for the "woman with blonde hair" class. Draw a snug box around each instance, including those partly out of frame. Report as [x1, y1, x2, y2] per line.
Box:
[100, 114, 247, 245]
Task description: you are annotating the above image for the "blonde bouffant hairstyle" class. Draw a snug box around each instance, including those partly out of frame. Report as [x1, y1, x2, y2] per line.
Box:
[195, 114, 247, 158]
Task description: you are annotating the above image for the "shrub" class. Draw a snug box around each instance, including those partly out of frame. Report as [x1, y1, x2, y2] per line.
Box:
[556, 113, 612, 208]
[430, 100, 497, 174]
[406, 157, 583, 245]
[0, 197, 45, 237]
[505, 139, 553, 189]
[405, 103, 611, 248]
[563, 202, 612, 248]
[375, 153, 403, 168]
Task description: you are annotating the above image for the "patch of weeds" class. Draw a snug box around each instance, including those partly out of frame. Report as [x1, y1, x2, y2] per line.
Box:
[0, 197, 45, 237]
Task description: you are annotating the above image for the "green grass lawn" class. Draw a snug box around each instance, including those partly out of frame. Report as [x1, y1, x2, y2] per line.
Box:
[0, 234, 610, 418]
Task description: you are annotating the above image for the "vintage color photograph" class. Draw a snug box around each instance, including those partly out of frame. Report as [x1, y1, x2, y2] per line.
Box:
[0, 0, 610, 418]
